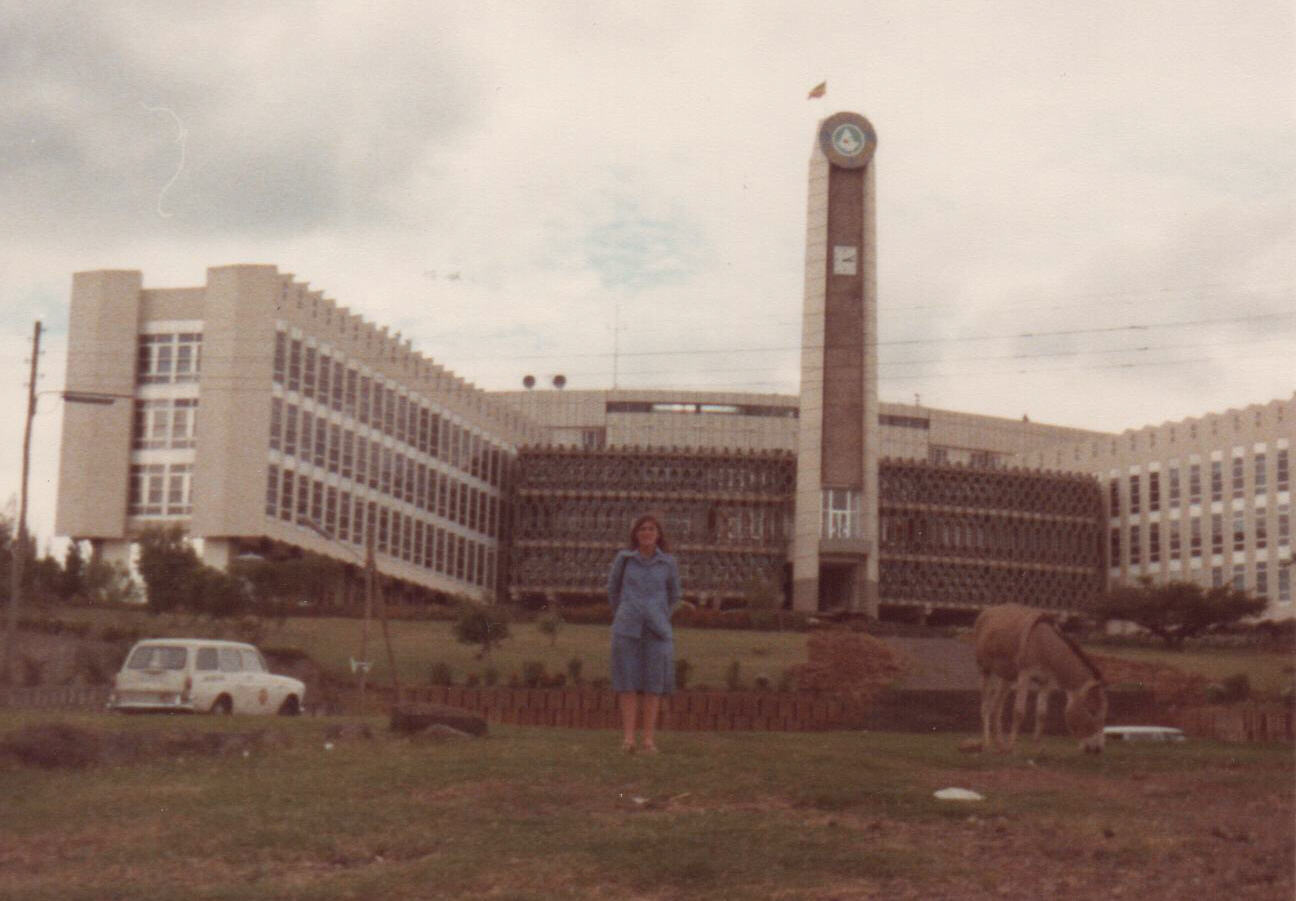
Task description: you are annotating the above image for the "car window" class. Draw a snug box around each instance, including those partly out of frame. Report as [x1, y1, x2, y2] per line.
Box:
[127, 646, 187, 670]
[196, 647, 219, 671]
[240, 649, 265, 674]
[218, 648, 243, 673]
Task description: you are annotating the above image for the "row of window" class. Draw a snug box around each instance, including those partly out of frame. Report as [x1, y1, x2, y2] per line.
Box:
[1112, 449, 1289, 516]
[271, 403, 500, 538]
[128, 463, 193, 516]
[881, 514, 1098, 563]
[1115, 505, 1291, 565]
[272, 330, 506, 488]
[265, 465, 495, 588]
[137, 333, 202, 385]
[132, 398, 198, 450]
[1205, 564, 1291, 602]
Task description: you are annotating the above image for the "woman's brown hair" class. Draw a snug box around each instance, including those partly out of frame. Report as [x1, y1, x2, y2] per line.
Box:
[626, 514, 668, 551]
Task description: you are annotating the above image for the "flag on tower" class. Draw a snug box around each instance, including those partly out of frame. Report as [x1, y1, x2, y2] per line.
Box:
[807, 81, 826, 99]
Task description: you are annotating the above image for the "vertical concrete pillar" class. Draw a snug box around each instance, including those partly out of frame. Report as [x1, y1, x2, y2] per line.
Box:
[792, 113, 880, 615]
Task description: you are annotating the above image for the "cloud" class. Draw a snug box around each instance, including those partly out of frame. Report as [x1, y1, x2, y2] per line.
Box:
[0, 3, 481, 240]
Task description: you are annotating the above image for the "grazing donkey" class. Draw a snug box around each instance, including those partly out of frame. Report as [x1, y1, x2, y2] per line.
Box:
[973, 604, 1107, 754]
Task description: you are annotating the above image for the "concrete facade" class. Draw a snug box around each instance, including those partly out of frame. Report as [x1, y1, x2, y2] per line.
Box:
[1017, 394, 1295, 620]
[791, 113, 881, 615]
[56, 264, 542, 602]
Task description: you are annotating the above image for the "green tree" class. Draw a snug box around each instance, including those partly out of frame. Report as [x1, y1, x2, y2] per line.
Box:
[136, 526, 203, 614]
[1089, 577, 1268, 648]
[536, 609, 563, 646]
[453, 600, 511, 659]
[136, 527, 249, 618]
[83, 557, 137, 605]
[231, 551, 344, 619]
[60, 541, 86, 600]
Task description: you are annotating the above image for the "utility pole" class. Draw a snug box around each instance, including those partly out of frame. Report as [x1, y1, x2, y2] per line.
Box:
[363, 520, 401, 709]
[359, 517, 375, 713]
[4, 321, 41, 685]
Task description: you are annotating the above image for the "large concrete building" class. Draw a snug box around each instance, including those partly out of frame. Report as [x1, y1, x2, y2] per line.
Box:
[1018, 395, 1294, 614]
[54, 111, 1292, 622]
[57, 266, 541, 604]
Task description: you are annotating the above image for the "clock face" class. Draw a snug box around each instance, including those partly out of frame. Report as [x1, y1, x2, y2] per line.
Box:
[818, 112, 877, 169]
[833, 245, 858, 275]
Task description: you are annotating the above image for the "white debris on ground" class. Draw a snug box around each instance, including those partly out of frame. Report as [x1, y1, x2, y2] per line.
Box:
[934, 787, 985, 801]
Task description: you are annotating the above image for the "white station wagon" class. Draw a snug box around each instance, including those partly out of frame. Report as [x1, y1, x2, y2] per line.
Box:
[109, 639, 306, 716]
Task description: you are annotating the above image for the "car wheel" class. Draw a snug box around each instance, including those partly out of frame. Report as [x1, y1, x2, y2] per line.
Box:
[278, 695, 301, 717]
[210, 695, 233, 716]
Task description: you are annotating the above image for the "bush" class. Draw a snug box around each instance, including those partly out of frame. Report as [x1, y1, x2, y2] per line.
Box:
[453, 603, 511, 658]
[521, 660, 547, 688]
[753, 674, 772, 691]
[428, 662, 454, 686]
[777, 669, 796, 692]
[566, 657, 583, 685]
[537, 611, 564, 646]
[465, 672, 481, 687]
[725, 660, 744, 691]
[1205, 673, 1252, 704]
[0, 723, 103, 769]
[71, 644, 114, 685]
[483, 665, 500, 687]
[99, 625, 142, 644]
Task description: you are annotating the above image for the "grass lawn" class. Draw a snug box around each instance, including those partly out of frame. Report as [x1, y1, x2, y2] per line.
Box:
[1085, 643, 1294, 696]
[43, 607, 812, 690]
[0, 711, 1291, 900]
[38, 605, 1295, 701]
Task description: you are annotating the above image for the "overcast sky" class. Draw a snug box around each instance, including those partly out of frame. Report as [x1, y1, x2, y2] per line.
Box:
[2, 0, 1293, 548]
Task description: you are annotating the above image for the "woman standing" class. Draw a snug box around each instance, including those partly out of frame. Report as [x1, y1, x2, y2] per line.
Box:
[607, 514, 681, 753]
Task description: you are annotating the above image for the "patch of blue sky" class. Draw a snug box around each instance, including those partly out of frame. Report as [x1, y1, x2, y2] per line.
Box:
[583, 214, 706, 292]
[0, 282, 68, 338]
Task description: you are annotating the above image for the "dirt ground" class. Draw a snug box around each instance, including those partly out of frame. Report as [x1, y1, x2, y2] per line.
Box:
[775, 763, 1294, 900]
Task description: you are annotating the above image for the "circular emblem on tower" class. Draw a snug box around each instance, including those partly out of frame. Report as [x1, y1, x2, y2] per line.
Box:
[818, 112, 877, 169]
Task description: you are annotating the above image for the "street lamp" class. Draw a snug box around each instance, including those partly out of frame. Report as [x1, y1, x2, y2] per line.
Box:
[301, 517, 403, 713]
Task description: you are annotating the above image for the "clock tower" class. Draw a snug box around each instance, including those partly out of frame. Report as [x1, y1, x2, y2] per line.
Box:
[792, 112, 880, 614]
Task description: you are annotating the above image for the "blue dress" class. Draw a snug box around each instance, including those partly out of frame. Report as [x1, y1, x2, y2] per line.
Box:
[607, 548, 680, 694]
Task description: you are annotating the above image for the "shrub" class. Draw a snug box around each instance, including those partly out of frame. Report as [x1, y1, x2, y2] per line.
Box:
[99, 625, 142, 644]
[71, 644, 113, 685]
[675, 658, 693, 690]
[521, 660, 547, 688]
[566, 657, 583, 685]
[0, 723, 103, 769]
[537, 611, 564, 646]
[753, 674, 772, 691]
[465, 672, 481, 688]
[483, 665, 500, 687]
[428, 662, 454, 686]
[777, 669, 797, 692]
[453, 602, 511, 658]
[1205, 673, 1252, 704]
[1222, 673, 1251, 702]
